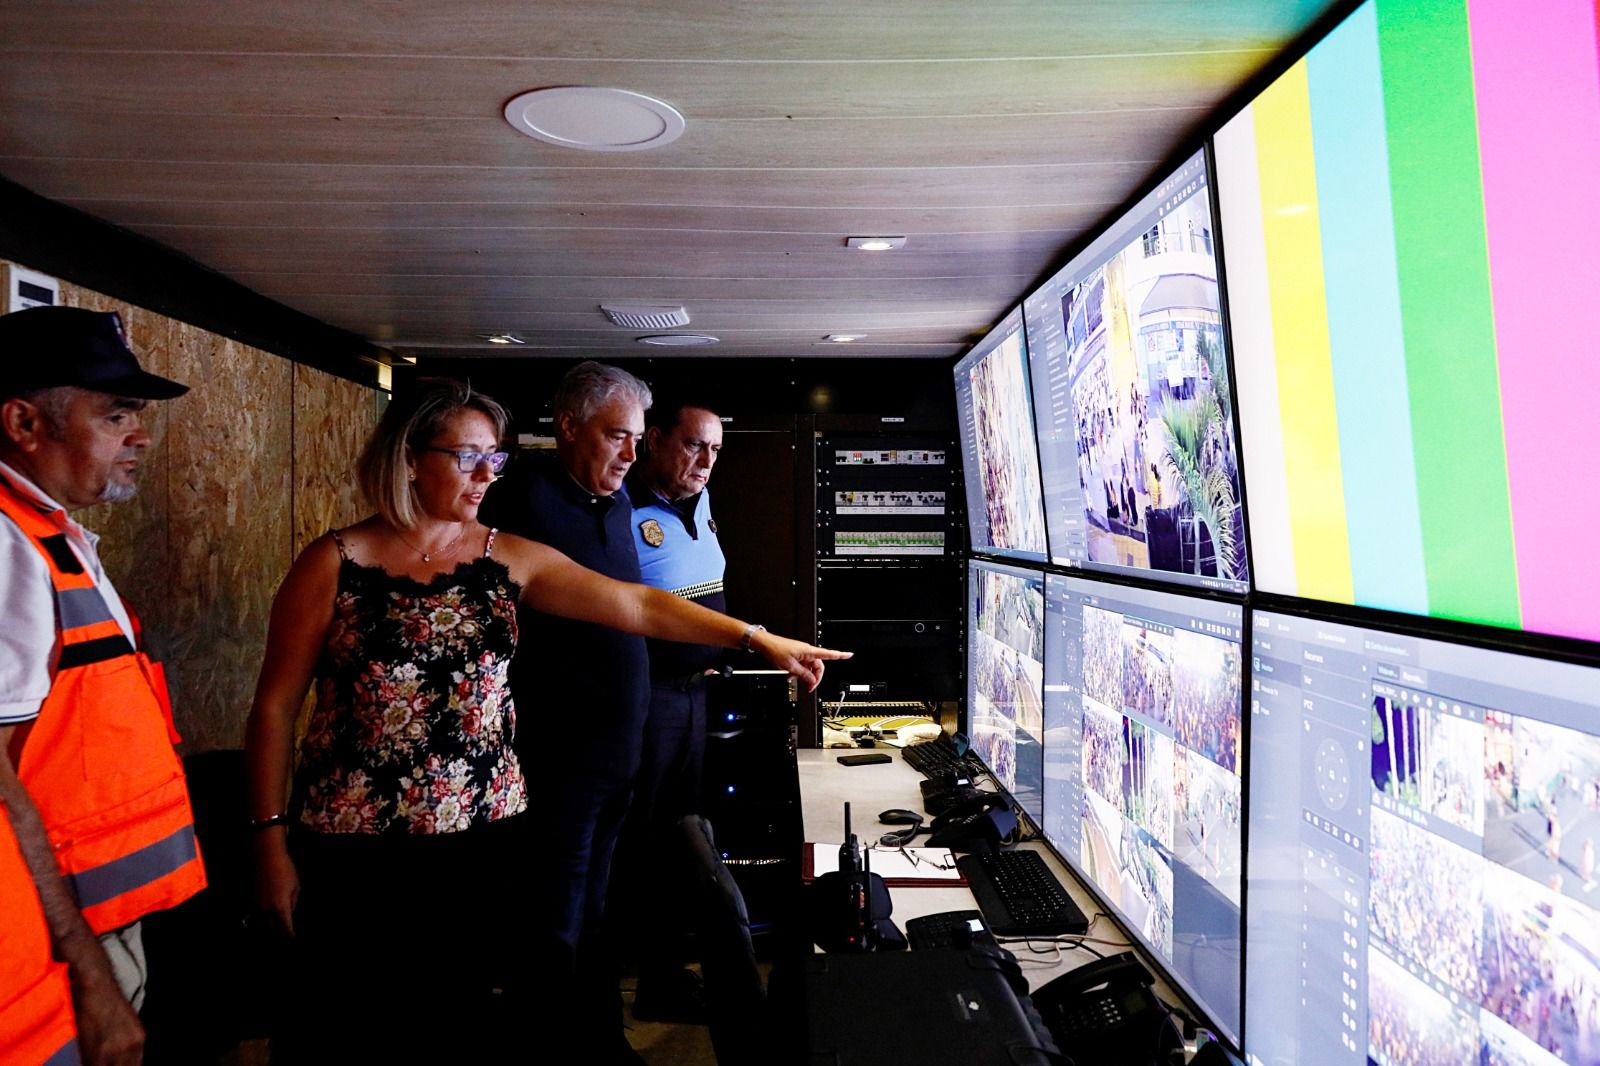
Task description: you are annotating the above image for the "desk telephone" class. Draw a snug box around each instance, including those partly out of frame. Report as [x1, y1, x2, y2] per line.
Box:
[1030, 952, 1183, 1066]
[924, 790, 1019, 852]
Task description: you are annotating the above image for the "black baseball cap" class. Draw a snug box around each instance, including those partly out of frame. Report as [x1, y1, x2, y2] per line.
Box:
[0, 306, 189, 400]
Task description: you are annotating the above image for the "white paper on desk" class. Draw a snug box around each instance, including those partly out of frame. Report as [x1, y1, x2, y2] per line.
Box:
[808, 842, 963, 882]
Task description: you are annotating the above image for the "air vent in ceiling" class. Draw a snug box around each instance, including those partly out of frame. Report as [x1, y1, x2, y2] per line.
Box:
[601, 304, 690, 329]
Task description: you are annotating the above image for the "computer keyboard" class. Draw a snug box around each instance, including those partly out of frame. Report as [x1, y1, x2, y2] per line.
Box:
[903, 734, 977, 778]
[957, 850, 1089, 938]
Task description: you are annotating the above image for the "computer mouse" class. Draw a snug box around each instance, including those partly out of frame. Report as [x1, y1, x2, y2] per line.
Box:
[878, 808, 923, 825]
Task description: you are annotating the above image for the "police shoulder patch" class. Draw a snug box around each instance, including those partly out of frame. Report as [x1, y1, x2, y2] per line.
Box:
[640, 518, 665, 547]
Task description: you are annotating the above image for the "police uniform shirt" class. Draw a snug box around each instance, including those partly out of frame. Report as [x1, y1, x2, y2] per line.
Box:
[628, 474, 726, 681]
[478, 453, 649, 781]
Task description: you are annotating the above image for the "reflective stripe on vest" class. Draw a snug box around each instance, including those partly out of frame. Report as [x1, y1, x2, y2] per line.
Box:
[0, 480, 207, 934]
[0, 812, 80, 1066]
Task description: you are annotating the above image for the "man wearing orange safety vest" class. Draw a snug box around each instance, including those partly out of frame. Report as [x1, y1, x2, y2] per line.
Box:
[0, 306, 207, 1066]
[0, 806, 79, 1065]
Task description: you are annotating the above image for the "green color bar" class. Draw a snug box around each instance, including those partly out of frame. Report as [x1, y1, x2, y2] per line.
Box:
[1376, 0, 1520, 627]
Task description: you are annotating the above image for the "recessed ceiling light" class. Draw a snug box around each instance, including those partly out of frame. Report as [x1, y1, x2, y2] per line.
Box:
[825, 334, 866, 343]
[846, 236, 907, 251]
[478, 333, 525, 345]
[504, 87, 686, 152]
[637, 333, 720, 347]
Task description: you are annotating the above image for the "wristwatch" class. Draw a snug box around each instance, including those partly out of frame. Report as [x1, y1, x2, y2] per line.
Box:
[740, 623, 767, 653]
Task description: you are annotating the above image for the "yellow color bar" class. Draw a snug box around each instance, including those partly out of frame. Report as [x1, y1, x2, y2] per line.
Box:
[1253, 63, 1354, 604]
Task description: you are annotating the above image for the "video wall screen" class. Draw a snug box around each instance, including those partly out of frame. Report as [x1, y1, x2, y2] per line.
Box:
[1248, 609, 1600, 1066]
[1214, 0, 1600, 643]
[1042, 574, 1245, 1042]
[1023, 149, 1247, 594]
[953, 308, 1048, 562]
[966, 559, 1046, 826]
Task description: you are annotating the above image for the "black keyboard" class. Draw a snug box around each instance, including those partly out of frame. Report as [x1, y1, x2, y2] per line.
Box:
[903, 734, 976, 778]
[957, 850, 1089, 938]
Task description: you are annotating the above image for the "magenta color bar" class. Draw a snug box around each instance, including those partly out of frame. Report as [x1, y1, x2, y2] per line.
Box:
[1469, 0, 1600, 642]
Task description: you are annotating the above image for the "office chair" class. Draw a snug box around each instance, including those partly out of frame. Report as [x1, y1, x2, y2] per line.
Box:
[675, 815, 768, 1066]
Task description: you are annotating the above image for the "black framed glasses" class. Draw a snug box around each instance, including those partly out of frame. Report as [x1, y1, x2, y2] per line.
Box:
[420, 447, 509, 473]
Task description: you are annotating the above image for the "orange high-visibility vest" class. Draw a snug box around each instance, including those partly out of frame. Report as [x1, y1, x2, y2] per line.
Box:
[0, 477, 206, 934]
[0, 807, 79, 1065]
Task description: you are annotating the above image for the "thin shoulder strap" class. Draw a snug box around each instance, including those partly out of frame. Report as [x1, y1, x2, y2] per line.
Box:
[329, 528, 351, 561]
[483, 527, 498, 557]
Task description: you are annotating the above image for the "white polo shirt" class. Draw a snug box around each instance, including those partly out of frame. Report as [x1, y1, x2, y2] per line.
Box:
[0, 460, 136, 725]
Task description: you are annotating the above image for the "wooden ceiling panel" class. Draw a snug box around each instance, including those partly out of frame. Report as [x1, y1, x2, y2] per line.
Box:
[0, 0, 1326, 63]
[0, 107, 1207, 170]
[399, 337, 970, 359]
[189, 243, 1062, 287]
[238, 273, 1037, 303]
[279, 294, 1014, 321]
[133, 219, 1074, 262]
[65, 199, 1119, 239]
[0, 1, 1337, 364]
[0, 156, 1155, 210]
[0, 50, 1268, 121]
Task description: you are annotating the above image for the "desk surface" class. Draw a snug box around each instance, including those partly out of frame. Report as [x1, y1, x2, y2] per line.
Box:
[797, 747, 1153, 993]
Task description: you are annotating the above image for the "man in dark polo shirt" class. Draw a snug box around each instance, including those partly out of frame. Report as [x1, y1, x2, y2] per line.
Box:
[479, 360, 652, 1064]
[614, 399, 728, 1022]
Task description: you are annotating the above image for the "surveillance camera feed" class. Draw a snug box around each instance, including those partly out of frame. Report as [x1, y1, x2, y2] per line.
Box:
[1023, 150, 1247, 593]
[1043, 574, 1245, 1041]
[954, 307, 1048, 562]
[966, 560, 1046, 826]
[1247, 610, 1600, 1066]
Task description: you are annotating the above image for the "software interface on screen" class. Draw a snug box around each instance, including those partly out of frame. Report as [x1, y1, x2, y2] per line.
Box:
[1214, 0, 1600, 643]
[954, 308, 1048, 562]
[1042, 574, 1245, 1040]
[1022, 150, 1247, 594]
[966, 560, 1046, 825]
[1247, 611, 1600, 1066]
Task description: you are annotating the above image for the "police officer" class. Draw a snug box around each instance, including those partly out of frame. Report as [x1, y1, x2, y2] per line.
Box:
[618, 399, 727, 1020]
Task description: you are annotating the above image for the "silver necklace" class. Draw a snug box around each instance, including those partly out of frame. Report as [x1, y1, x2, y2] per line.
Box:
[395, 524, 467, 562]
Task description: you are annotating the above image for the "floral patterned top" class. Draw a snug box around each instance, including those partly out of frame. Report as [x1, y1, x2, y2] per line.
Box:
[294, 529, 529, 835]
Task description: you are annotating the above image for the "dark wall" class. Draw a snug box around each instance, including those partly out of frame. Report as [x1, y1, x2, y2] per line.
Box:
[402, 356, 959, 431]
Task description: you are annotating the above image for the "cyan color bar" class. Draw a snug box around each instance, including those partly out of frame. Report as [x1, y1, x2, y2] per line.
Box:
[1306, 5, 1429, 616]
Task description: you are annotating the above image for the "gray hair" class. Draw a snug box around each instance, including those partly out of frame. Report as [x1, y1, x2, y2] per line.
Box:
[22, 387, 75, 441]
[553, 361, 652, 425]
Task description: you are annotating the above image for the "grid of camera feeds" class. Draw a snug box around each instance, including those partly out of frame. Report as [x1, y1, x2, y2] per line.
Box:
[941, 13, 1600, 1058]
[1248, 611, 1600, 1066]
[1022, 150, 1247, 593]
[953, 308, 1048, 562]
[966, 560, 1045, 826]
[1041, 574, 1244, 1041]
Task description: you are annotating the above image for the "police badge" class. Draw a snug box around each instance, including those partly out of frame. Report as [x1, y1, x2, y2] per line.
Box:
[640, 518, 665, 547]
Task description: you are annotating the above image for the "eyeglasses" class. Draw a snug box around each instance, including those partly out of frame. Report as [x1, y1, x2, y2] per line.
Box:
[420, 447, 510, 473]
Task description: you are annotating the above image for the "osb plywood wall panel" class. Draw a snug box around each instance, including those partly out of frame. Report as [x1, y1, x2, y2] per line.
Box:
[292, 363, 375, 555]
[6, 259, 380, 752]
[165, 332, 293, 752]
